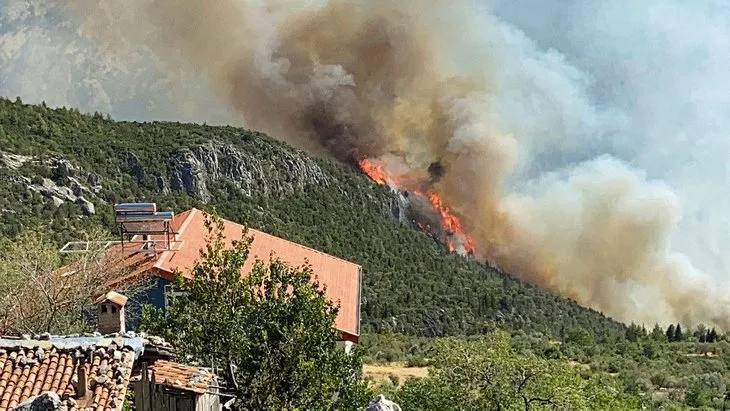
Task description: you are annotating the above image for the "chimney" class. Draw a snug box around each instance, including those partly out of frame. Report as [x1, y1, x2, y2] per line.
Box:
[95, 291, 128, 335]
[77, 364, 88, 398]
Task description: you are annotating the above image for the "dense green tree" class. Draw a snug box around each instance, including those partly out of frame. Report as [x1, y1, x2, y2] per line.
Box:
[708, 328, 718, 343]
[140, 213, 371, 410]
[675, 324, 684, 341]
[651, 324, 667, 342]
[695, 323, 708, 342]
[685, 380, 713, 408]
[625, 323, 646, 342]
[393, 331, 644, 410]
[566, 326, 594, 347]
[666, 324, 676, 342]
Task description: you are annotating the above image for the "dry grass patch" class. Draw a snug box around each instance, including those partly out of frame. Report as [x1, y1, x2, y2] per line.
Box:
[363, 362, 429, 386]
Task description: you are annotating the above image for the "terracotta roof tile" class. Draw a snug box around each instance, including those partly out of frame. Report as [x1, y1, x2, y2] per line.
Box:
[144, 360, 215, 394]
[93, 292, 128, 307]
[0, 339, 137, 411]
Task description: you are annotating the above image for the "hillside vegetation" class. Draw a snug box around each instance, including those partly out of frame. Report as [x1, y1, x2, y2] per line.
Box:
[0, 96, 624, 341]
[5, 97, 730, 408]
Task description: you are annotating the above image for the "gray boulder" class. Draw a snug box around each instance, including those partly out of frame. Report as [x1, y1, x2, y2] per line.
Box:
[365, 395, 402, 411]
[76, 197, 95, 215]
[51, 196, 64, 208]
[86, 172, 102, 187]
[127, 152, 145, 181]
[12, 392, 63, 411]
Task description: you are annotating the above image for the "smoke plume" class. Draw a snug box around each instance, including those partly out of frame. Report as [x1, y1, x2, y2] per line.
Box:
[4, 0, 730, 329]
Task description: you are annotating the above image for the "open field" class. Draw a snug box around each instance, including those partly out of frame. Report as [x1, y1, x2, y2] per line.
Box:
[363, 362, 429, 385]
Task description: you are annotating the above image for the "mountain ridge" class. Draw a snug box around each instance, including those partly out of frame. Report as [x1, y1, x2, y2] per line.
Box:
[0, 96, 626, 340]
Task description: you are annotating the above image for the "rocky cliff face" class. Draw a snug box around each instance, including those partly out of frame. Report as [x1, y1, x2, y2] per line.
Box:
[162, 139, 406, 221]
[2, 137, 407, 224]
[168, 140, 333, 202]
[1, 151, 101, 216]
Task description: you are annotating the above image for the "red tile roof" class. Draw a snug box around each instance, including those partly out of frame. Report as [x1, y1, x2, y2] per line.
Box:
[0, 339, 136, 410]
[93, 292, 128, 307]
[111, 208, 362, 341]
[143, 360, 215, 394]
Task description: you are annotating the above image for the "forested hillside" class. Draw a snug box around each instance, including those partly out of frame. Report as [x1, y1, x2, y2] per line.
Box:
[0, 96, 625, 341]
[7, 97, 730, 409]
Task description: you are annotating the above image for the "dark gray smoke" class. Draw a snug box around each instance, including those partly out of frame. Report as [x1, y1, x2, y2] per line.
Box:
[3, 0, 730, 329]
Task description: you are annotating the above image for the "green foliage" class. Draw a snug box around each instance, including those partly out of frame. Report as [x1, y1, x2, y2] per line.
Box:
[140, 213, 371, 410]
[625, 323, 647, 342]
[362, 329, 730, 409]
[566, 326, 594, 347]
[651, 324, 668, 342]
[0, 96, 627, 343]
[3, 96, 730, 409]
[393, 331, 644, 410]
[667, 324, 676, 342]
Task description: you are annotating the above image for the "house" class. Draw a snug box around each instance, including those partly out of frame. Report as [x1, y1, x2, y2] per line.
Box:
[63, 204, 363, 346]
[0, 293, 229, 411]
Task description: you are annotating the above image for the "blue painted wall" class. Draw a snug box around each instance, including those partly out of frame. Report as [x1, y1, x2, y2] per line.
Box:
[125, 276, 172, 330]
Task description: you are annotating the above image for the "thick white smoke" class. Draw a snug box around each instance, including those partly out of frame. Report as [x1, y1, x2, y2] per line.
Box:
[1, 0, 729, 329]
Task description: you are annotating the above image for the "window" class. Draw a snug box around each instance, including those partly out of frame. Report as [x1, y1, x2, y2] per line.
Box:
[101, 305, 108, 313]
[111, 305, 117, 314]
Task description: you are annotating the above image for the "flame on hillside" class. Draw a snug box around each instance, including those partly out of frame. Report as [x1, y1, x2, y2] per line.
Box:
[62, 0, 730, 330]
[358, 158, 389, 186]
[358, 157, 476, 255]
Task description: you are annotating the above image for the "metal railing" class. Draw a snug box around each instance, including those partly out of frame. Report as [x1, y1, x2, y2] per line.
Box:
[60, 239, 183, 254]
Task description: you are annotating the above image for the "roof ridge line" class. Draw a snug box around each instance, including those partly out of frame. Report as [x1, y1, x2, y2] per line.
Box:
[226, 218, 361, 269]
[178, 207, 361, 269]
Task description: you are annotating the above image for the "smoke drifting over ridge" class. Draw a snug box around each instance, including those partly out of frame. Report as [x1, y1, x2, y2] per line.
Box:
[4, 0, 730, 328]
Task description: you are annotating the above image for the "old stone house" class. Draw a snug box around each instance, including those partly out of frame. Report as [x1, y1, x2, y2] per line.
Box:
[0, 292, 230, 411]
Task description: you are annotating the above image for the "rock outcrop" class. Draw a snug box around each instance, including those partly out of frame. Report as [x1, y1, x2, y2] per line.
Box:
[169, 140, 334, 202]
[127, 151, 145, 182]
[26, 178, 97, 215]
[76, 196, 95, 215]
[1, 150, 102, 214]
[3, 136, 407, 224]
[12, 392, 63, 411]
[165, 139, 406, 220]
[0, 152, 31, 170]
[365, 395, 402, 411]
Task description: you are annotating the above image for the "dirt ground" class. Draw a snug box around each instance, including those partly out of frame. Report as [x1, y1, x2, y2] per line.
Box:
[363, 362, 429, 385]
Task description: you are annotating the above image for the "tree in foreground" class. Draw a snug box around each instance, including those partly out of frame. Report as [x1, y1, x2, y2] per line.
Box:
[141, 213, 371, 410]
[393, 331, 645, 410]
[0, 227, 140, 335]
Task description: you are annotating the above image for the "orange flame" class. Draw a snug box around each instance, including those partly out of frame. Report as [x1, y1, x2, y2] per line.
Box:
[426, 191, 476, 254]
[358, 158, 389, 185]
[358, 156, 476, 255]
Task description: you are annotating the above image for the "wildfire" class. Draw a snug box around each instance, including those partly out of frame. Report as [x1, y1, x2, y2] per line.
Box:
[358, 156, 476, 255]
[358, 158, 389, 185]
[426, 191, 476, 254]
